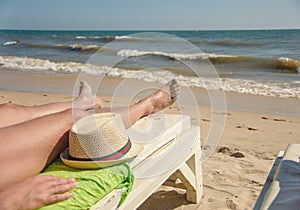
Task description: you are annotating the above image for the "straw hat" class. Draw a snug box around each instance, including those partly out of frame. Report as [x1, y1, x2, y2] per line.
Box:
[60, 113, 143, 169]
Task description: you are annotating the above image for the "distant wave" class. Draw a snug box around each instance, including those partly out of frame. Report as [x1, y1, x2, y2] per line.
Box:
[101, 35, 140, 41]
[52, 35, 264, 46]
[117, 49, 233, 60]
[210, 56, 299, 73]
[51, 34, 139, 42]
[56, 44, 100, 51]
[52, 35, 103, 41]
[75, 36, 87, 39]
[0, 56, 299, 99]
[3, 41, 20, 46]
[186, 39, 265, 47]
[117, 49, 300, 73]
[3, 41, 101, 52]
[208, 40, 264, 47]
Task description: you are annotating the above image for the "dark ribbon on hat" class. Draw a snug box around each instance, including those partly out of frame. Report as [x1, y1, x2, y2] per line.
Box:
[69, 138, 132, 161]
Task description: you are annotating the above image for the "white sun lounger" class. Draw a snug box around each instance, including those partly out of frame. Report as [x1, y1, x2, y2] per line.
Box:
[254, 144, 300, 210]
[91, 114, 203, 210]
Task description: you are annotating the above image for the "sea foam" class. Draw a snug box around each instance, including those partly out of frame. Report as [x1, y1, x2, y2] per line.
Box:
[0, 56, 299, 99]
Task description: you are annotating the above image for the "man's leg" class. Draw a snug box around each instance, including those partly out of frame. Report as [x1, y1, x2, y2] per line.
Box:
[0, 81, 101, 128]
[0, 108, 78, 189]
[0, 108, 88, 210]
[97, 79, 180, 128]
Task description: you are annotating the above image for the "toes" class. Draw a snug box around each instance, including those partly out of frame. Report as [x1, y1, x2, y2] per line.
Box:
[169, 79, 180, 100]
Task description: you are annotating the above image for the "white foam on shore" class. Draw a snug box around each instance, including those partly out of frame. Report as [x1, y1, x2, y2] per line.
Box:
[0, 56, 110, 74]
[0, 56, 299, 99]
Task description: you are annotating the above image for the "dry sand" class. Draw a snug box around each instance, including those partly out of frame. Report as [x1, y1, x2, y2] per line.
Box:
[0, 75, 299, 210]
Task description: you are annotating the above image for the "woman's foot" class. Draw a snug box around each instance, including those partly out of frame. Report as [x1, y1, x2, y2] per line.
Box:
[0, 175, 76, 210]
[140, 79, 180, 115]
[73, 81, 102, 110]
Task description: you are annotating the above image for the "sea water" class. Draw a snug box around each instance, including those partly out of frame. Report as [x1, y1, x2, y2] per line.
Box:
[0, 29, 299, 99]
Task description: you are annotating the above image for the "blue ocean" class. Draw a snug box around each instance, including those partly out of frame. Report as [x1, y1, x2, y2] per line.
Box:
[0, 29, 299, 98]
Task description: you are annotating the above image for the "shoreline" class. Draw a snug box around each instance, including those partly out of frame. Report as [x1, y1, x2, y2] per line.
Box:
[0, 69, 299, 117]
[0, 74, 299, 209]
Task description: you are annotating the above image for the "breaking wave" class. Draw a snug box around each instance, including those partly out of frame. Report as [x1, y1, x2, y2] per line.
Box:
[3, 41, 20, 46]
[117, 49, 300, 73]
[0, 56, 299, 99]
[3, 41, 101, 52]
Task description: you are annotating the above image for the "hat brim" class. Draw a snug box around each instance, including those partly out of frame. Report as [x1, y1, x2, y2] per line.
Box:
[60, 143, 143, 169]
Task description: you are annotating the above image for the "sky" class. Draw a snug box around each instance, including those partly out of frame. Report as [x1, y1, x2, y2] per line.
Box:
[0, 0, 300, 30]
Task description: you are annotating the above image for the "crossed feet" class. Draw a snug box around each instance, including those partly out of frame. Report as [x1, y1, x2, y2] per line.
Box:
[0, 79, 180, 210]
[73, 79, 180, 120]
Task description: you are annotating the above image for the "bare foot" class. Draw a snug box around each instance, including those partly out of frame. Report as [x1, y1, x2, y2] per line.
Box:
[0, 175, 76, 210]
[73, 81, 102, 110]
[140, 79, 180, 114]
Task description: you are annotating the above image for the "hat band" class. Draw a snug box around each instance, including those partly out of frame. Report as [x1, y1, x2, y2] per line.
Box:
[69, 138, 132, 161]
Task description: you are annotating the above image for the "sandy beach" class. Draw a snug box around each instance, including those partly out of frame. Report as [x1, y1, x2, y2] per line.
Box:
[0, 72, 299, 210]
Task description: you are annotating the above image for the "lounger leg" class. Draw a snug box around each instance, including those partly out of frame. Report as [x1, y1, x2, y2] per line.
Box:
[179, 148, 203, 203]
[164, 147, 203, 204]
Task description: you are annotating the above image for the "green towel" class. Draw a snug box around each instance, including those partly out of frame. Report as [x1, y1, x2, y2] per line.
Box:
[39, 160, 134, 210]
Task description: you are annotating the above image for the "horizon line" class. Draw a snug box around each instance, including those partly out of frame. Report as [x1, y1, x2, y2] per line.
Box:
[0, 27, 299, 32]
